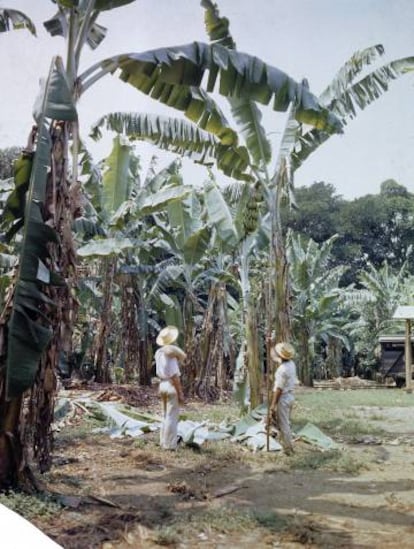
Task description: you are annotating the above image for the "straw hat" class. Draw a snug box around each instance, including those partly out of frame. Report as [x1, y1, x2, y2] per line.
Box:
[156, 325, 179, 346]
[270, 342, 295, 362]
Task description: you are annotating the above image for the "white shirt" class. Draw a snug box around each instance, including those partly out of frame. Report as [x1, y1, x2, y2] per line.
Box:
[273, 360, 297, 393]
[155, 346, 182, 379]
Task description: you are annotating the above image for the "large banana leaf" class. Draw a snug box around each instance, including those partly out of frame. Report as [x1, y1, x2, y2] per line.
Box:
[139, 185, 193, 217]
[0, 8, 36, 35]
[318, 44, 386, 106]
[167, 192, 204, 250]
[79, 42, 343, 135]
[77, 237, 134, 257]
[292, 48, 414, 171]
[6, 57, 77, 399]
[229, 98, 272, 168]
[270, 104, 299, 205]
[201, 0, 271, 168]
[182, 227, 211, 266]
[0, 152, 33, 242]
[101, 135, 133, 218]
[204, 179, 239, 247]
[90, 111, 252, 181]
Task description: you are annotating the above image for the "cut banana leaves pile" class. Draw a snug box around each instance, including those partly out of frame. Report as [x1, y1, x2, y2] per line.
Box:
[54, 396, 334, 452]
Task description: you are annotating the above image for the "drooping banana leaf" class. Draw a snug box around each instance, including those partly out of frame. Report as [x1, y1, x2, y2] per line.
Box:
[6, 56, 77, 399]
[79, 42, 343, 135]
[292, 48, 414, 171]
[0, 8, 36, 35]
[90, 111, 252, 181]
[201, 0, 272, 169]
[318, 44, 386, 106]
[44, 9, 107, 50]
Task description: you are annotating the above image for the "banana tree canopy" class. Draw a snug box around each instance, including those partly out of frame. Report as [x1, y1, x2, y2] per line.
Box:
[79, 42, 343, 136]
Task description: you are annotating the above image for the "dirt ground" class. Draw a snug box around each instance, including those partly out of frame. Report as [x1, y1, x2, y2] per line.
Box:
[30, 386, 414, 548]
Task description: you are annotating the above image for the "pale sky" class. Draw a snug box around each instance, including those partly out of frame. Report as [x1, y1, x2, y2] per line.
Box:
[1, 0, 414, 198]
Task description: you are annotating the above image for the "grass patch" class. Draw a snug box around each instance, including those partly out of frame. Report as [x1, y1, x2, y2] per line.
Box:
[185, 400, 239, 424]
[55, 421, 104, 443]
[292, 388, 401, 439]
[289, 448, 365, 474]
[0, 491, 61, 521]
[297, 388, 414, 410]
[314, 418, 386, 438]
[153, 505, 286, 545]
[253, 509, 287, 531]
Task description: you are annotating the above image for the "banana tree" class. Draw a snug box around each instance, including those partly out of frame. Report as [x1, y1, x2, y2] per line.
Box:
[76, 145, 193, 384]
[345, 260, 414, 374]
[203, 178, 268, 407]
[0, 57, 78, 487]
[288, 233, 350, 385]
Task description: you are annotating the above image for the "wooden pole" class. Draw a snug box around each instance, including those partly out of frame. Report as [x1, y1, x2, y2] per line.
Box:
[405, 319, 412, 393]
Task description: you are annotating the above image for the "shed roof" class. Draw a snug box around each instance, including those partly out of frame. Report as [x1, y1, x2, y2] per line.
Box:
[392, 306, 414, 319]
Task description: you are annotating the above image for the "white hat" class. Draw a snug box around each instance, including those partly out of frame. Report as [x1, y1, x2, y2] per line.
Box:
[156, 325, 179, 346]
[271, 342, 295, 361]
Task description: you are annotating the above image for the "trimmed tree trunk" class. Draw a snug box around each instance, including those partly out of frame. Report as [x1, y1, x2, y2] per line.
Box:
[120, 275, 139, 383]
[326, 336, 343, 379]
[298, 325, 313, 386]
[0, 122, 78, 489]
[197, 282, 235, 400]
[239, 240, 262, 409]
[94, 258, 116, 383]
[135, 278, 151, 386]
[271, 181, 292, 344]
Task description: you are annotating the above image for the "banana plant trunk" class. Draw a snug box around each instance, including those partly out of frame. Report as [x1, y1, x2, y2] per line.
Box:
[0, 121, 78, 488]
[271, 187, 292, 343]
[136, 278, 151, 386]
[298, 325, 313, 386]
[94, 258, 116, 383]
[182, 294, 197, 395]
[198, 282, 234, 400]
[326, 336, 343, 379]
[120, 275, 139, 382]
[240, 241, 261, 409]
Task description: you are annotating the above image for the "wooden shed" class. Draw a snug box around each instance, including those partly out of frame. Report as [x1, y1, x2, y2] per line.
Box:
[390, 306, 414, 392]
[378, 335, 414, 387]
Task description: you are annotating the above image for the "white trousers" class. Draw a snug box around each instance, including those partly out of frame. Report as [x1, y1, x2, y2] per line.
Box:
[159, 381, 179, 450]
[277, 392, 294, 452]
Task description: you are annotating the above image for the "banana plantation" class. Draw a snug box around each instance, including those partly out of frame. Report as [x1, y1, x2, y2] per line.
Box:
[1, 0, 414, 509]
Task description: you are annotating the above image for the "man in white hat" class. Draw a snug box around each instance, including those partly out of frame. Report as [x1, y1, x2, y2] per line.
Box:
[269, 342, 297, 455]
[155, 326, 186, 450]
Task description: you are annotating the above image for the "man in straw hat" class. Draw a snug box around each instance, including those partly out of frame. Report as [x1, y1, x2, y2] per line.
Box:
[268, 342, 297, 455]
[155, 326, 186, 450]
